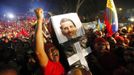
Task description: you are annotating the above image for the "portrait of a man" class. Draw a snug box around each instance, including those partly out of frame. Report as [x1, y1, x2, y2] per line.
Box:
[60, 18, 77, 40]
[51, 13, 85, 43]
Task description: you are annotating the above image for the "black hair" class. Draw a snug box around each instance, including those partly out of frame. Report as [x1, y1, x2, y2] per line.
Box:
[0, 62, 18, 74]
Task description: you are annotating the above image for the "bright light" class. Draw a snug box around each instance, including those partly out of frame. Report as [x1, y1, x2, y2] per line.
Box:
[129, 17, 134, 22]
[7, 13, 15, 19]
[119, 8, 122, 11]
[130, 18, 134, 22]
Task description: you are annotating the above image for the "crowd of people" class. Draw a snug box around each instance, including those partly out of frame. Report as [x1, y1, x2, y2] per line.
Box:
[0, 8, 134, 75]
[0, 16, 37, 41]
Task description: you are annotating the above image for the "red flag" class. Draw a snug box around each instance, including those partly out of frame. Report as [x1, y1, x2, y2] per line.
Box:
[104, 12, 113, 36]
[104, 0, 118, 36]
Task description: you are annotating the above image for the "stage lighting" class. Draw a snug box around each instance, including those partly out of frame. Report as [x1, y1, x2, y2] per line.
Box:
[7, 13, 15, 19]
[128, 17, 134, 22]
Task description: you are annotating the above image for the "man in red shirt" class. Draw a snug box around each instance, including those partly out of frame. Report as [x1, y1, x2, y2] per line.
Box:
[34, 8, 64, 75]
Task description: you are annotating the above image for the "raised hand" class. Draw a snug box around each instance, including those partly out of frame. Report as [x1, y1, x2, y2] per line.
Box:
[34, 8, 44, 19]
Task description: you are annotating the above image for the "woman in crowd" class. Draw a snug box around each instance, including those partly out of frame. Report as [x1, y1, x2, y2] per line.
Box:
[34, 8, 65, 75]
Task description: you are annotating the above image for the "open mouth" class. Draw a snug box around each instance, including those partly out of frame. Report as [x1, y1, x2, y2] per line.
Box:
[53, 52, 58, 56]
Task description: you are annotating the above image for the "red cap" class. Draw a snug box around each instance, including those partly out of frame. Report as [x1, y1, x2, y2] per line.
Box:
[115, 36, 124, 42]
[94, 38, 106, 43]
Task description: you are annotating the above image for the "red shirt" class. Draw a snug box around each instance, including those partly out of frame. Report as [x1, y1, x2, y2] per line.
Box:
[43, 60, 64, 75]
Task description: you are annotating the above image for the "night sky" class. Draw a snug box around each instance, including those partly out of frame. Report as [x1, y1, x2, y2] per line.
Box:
[114, 0, 134, 8]
[0, 0, 133, 16]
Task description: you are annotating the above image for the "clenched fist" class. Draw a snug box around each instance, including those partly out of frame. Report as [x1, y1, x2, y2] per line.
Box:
[34, 8, 44, 19]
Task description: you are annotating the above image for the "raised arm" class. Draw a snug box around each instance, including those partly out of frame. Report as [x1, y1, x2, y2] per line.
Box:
[34, 8, 48, 67]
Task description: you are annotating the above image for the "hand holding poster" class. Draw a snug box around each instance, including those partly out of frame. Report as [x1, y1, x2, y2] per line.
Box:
[51, 13, 91, 70]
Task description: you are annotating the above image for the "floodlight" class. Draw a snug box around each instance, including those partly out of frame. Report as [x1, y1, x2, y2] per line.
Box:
[7, 13, 15, 19]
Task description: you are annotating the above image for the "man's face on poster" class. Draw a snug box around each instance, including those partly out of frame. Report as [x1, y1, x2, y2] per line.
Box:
[60, 20, 77, 39]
